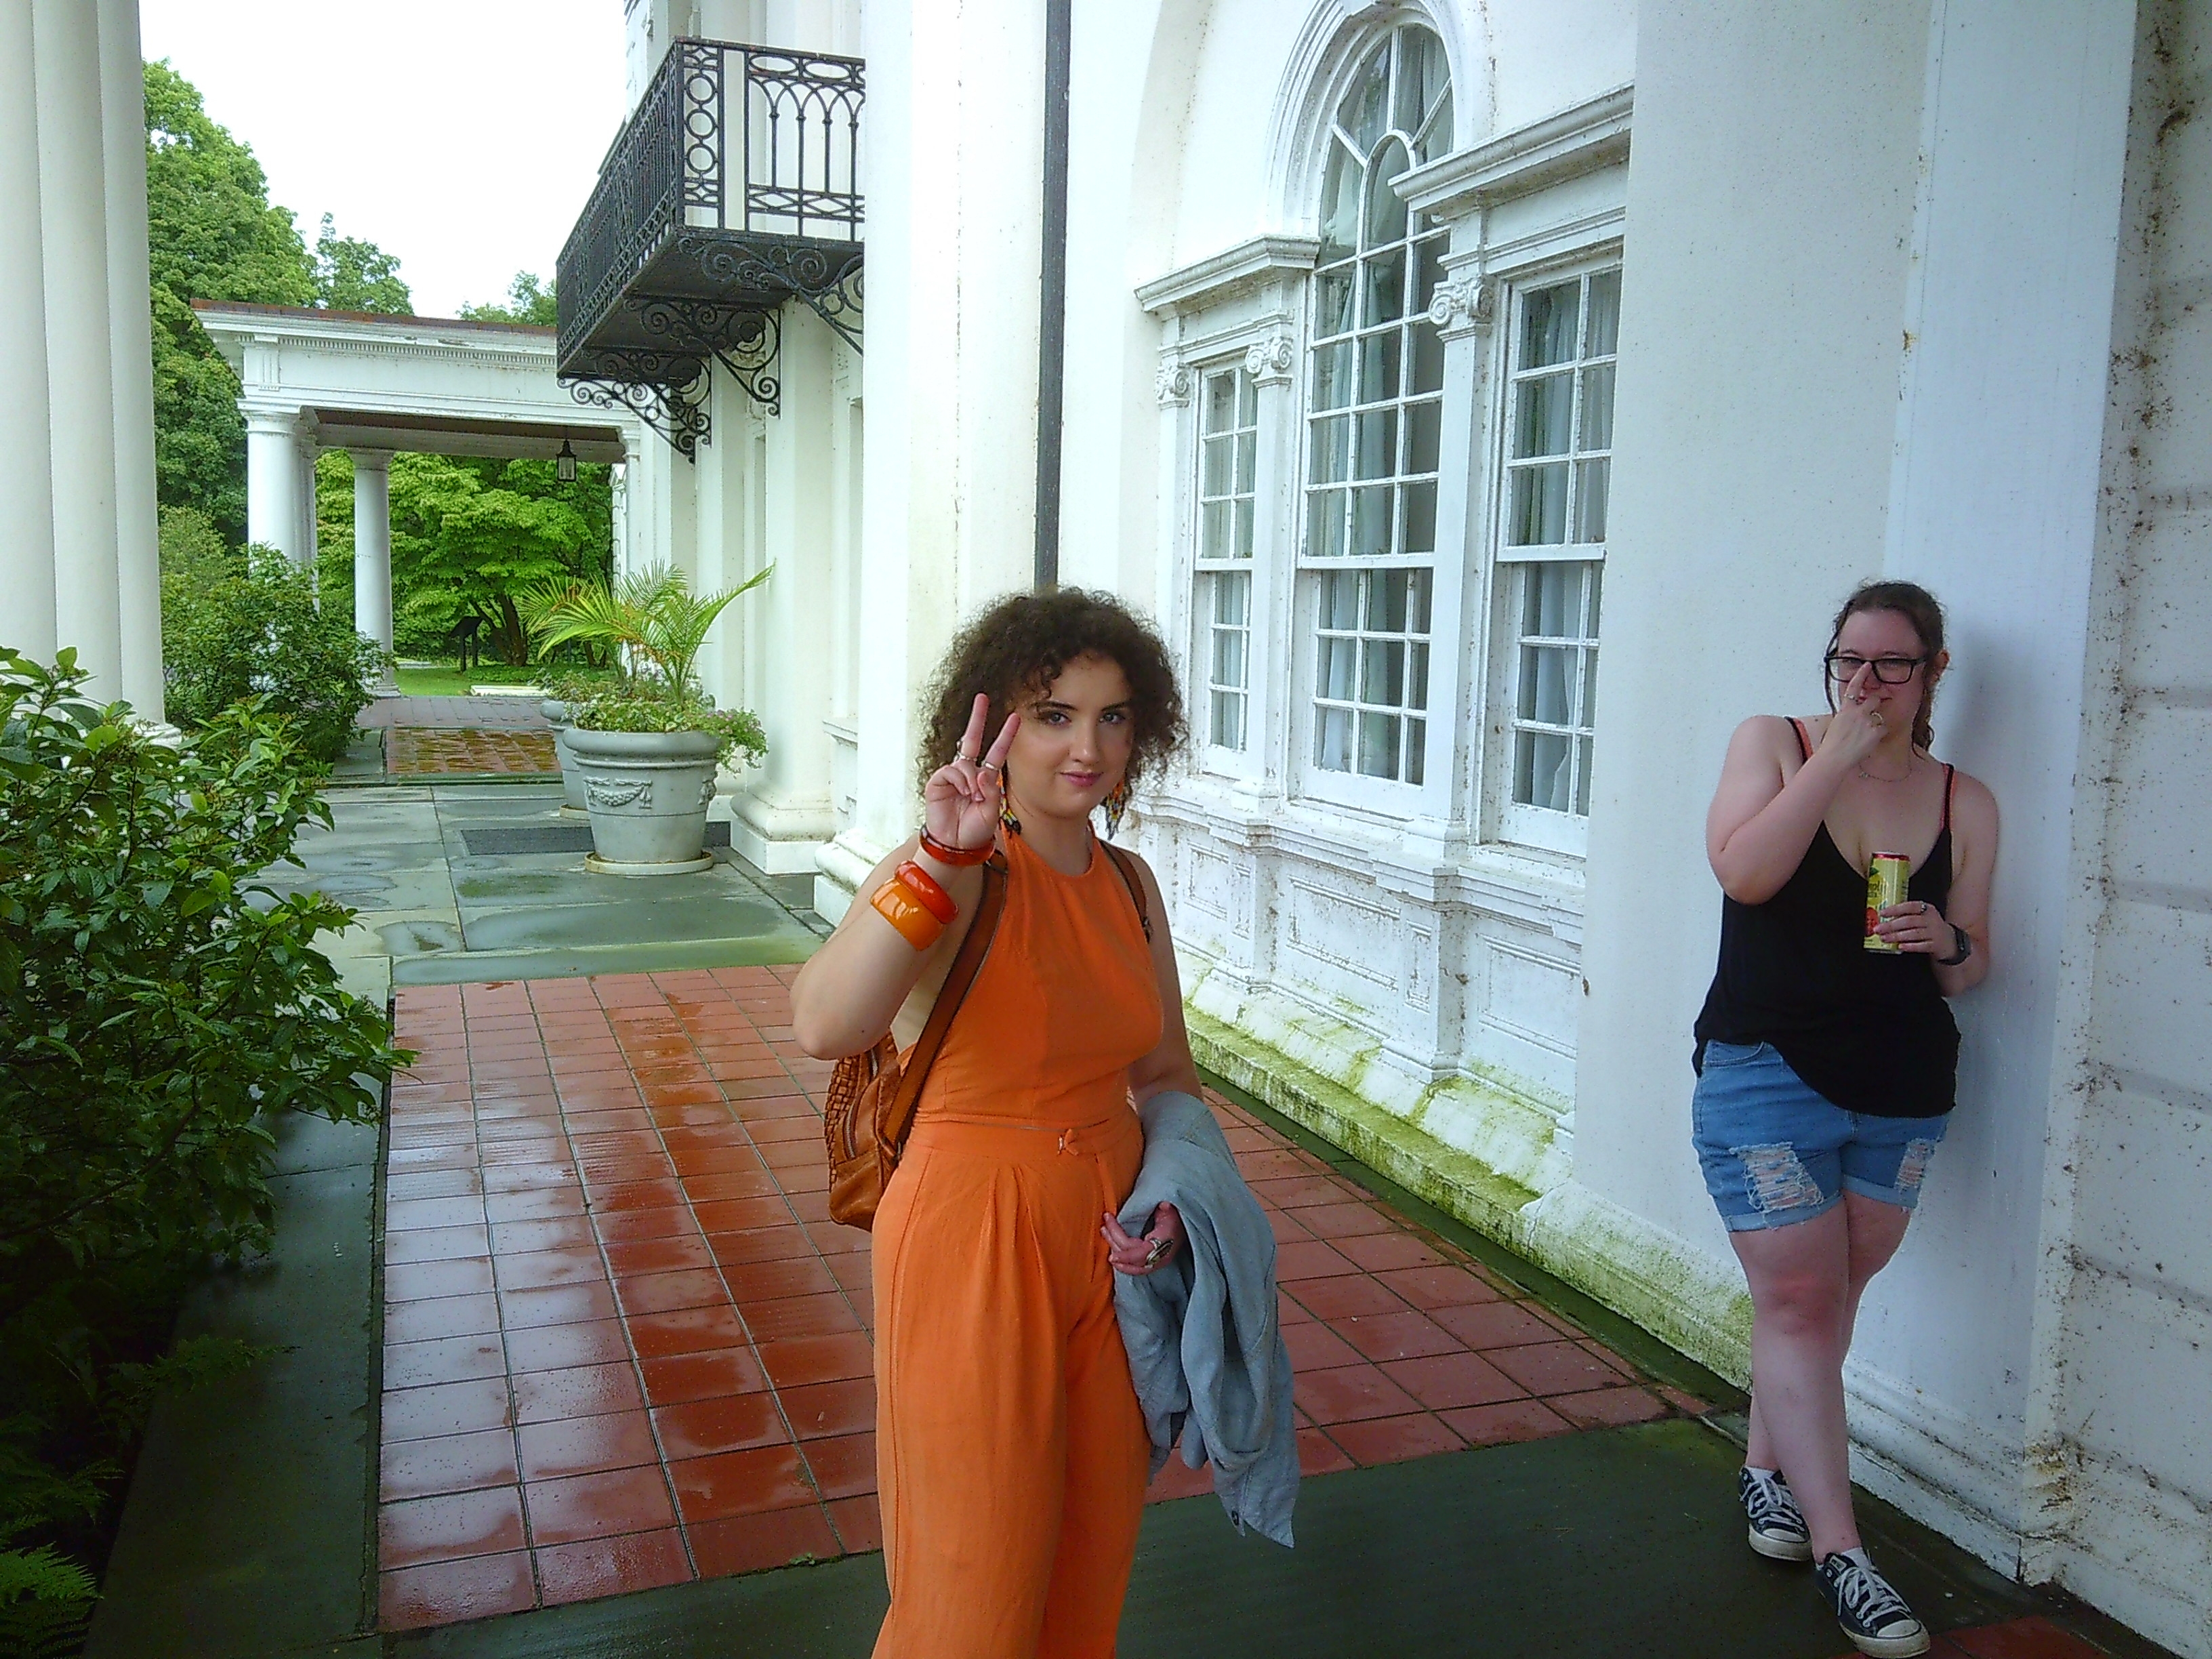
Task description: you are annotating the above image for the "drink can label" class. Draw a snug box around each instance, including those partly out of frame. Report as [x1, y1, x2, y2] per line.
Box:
[1864, 853, 1910, 952]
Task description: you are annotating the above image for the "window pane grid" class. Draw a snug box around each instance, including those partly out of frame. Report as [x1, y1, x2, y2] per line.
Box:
[1201, 569, 1252, 752]
[1302, 23, 1450, 790]
[1311, 568, 1431, 785]
[1198, 366, 1258, 565]
[1502, 268, 1620, 556]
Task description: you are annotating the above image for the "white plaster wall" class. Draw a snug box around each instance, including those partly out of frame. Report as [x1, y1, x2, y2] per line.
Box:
[1576, 0, 1933, 1328]
[2036, 3, 2212, 1648]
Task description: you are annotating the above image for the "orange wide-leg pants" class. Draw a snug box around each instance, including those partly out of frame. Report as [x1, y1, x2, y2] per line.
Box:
[869, 1110, 1151, 1659]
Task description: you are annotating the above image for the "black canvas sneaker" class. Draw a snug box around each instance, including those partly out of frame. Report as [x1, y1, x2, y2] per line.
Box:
[1739, 1465, 1813, 1561]
[1816, 1550, 1931, 1657]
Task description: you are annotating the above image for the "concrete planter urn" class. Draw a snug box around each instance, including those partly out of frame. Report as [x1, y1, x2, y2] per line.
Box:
[565, 726, 720, 875]
[540, 700, 588, 818]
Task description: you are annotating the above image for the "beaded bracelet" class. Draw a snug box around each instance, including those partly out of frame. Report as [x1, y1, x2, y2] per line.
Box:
[895, 860, 957, 925]
[917, 825, 991, 867]
[870, 876, 944, 951]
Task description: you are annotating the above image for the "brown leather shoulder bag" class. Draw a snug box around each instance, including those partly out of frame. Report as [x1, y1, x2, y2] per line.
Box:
[823, 851, 1008, 1230]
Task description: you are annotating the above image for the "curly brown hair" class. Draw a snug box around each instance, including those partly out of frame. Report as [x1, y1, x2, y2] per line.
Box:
[916, 588, 1188, 796]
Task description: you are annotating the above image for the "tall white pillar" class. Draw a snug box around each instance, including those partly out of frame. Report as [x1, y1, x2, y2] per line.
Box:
[244, 409, 301, 562]
[825, 0, 1045, 912]
[33, 0, 122, 699]
[351, 451, 397, 694]
[98, 0, 162, 718]
[0, 0, 57, 665]
[296, 433, 319, 579]
[735, 306, 838, 873]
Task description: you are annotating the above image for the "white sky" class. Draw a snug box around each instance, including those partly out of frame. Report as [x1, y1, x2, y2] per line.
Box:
[138, 3, 629, 319]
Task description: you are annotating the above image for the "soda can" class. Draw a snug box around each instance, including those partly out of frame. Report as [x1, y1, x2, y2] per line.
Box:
[1864, 853, 1910, 952]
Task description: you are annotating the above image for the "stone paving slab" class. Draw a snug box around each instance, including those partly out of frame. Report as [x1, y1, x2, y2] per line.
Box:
[388, 730, 559, 779]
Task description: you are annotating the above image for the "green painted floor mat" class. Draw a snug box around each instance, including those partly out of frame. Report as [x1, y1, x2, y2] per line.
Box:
[387, 1420, 2041, 1658]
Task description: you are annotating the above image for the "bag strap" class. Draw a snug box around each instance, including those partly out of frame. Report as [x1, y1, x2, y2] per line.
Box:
[878, 851, 1008, 1156]
[1102, 842, 1151, 941]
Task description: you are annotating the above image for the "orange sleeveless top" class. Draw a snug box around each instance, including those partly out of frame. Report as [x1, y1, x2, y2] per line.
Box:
[916, 828, 1162, 1128]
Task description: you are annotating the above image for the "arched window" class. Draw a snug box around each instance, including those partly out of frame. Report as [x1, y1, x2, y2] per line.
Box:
[1303, 24, 1452, 787]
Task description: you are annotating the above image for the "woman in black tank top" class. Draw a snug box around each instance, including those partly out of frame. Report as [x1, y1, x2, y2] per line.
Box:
[1691, 582, 1999, 1659]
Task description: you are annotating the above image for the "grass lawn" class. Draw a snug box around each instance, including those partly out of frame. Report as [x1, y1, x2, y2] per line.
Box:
[391, 663, 621, 698]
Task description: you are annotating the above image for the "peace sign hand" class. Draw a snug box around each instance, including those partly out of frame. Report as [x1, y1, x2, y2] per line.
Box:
[922, 693, 1019, 855]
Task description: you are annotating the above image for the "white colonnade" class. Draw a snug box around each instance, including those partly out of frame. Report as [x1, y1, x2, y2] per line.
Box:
[0, 0, 159, 714]
[350, 451, 397, 694]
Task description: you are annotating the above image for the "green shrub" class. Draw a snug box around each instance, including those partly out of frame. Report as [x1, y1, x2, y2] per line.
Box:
[0, 649, 405, 1622]
[566, 682, 767, 771]
[161, 537, 388, 762]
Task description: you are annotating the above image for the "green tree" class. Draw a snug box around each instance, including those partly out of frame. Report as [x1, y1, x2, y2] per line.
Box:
[388, 455, 610, 665]
[143, 60, 315, 543]
[459, 271, 558, 326]
[314, 213, 411, 314]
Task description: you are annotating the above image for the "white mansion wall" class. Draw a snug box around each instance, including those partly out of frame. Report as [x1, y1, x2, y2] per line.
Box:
[2036, 1, 2212, 1647]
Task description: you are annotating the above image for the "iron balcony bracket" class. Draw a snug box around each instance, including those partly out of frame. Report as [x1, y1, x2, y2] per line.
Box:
[565, 348, 712, 459]
[629, 293, 785, 416]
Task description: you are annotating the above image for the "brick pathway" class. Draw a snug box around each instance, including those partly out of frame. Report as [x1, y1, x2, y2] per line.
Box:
[374, 968, 1704, 1631]
[386, 728, 559, 778]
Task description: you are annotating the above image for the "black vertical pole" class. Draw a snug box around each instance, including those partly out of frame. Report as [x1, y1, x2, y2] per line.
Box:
[1034, 0, 1072, 591]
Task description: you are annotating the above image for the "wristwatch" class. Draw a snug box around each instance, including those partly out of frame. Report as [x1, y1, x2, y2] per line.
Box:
[1938, 924, 1972, 966]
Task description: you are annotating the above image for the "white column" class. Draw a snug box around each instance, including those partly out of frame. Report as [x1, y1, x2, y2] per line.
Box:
[296, 433, 319, 579]
[827, 0, 1045, 914]
[244, 409, 301, 562]
[351, 451, 396, 694]
[99, 0, 162, 717]
[0, 0, 56, 665]
[33, 0, 121, 699]
[733, 307, 838, 873]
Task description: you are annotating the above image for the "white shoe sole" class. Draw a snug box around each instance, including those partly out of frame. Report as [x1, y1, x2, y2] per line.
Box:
[1839, 1625, 1930, 1658]
[1747, 1523, 1814, 1563]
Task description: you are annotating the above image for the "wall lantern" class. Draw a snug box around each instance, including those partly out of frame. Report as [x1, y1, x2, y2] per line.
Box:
[556, 439, 578, 483]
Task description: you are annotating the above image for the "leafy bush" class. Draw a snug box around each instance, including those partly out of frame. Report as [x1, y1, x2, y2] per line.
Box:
[565, 682, 767, 771]
[0, 649, 405, 1630]
[161, 539, 388, 762]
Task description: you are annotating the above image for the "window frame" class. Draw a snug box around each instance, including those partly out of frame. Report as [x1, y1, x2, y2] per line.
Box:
[1484, 255, 1622, 856]
[1193, 362, 1261, 760]
[1292, 22, 1456, 817]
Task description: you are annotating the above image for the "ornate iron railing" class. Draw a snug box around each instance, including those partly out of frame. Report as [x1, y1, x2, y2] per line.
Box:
[556, 40, 864, 455]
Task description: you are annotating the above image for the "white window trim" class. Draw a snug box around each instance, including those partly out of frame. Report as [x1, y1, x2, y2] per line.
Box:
[1194, 361, 1260, 761]
[1481, 251, 1622, 857]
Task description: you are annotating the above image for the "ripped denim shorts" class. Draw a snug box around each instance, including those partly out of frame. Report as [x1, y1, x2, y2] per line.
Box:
[1691, 1041, 1950, 1232]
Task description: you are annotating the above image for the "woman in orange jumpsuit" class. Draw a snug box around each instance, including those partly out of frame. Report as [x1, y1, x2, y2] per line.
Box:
[792, 589, 1203, 1659]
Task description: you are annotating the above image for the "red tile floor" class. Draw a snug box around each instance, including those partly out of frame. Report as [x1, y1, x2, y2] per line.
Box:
[375, 968, 1713, 1630]
[384, 727, 559, 778]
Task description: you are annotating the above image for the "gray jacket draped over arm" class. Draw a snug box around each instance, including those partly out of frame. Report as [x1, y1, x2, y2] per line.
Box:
[1113, 1090, 1298, 1547]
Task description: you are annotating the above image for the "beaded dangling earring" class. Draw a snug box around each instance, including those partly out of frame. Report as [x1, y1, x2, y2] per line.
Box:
[1101, 778, 1131, 841]
[1000, 799, 1021, 836]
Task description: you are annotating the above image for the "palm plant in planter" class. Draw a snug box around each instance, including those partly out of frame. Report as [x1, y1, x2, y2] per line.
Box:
[523, 565, 770, 874]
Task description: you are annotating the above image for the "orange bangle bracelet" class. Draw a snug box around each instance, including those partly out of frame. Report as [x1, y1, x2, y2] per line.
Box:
[870, 877, 944, 951]
[917, 826, 991, 867]
[895, 860, 957, 924]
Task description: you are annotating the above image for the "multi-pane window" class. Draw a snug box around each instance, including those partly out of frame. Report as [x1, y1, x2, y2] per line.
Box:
[1313, 567, 1431, 784]
[1303, 24, 1451, 786]
[1196, 367, 1257, 752]
[1500, 268, 1618, 819]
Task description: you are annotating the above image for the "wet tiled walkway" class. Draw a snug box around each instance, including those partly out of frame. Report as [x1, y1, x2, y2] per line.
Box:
[375, 968, 1707, 1631]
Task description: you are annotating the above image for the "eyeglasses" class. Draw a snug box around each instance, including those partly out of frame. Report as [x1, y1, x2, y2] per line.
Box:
[1825, 653, 1927, 686]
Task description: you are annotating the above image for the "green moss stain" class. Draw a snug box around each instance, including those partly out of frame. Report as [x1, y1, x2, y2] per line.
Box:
[1185, 1005, 1755, 1390]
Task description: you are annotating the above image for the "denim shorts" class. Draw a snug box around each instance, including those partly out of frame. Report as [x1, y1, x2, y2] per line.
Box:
[1691, 1041, 1950, 1232]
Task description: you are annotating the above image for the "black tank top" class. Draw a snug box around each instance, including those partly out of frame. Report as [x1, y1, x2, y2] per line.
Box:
[1692, 720, 1960, 1118]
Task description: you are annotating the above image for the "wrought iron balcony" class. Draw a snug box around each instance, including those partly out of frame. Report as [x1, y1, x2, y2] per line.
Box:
[556, 39, 864, 455]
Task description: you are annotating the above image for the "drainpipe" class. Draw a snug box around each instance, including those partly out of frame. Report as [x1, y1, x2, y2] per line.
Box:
[1033, 0, 1071, 590]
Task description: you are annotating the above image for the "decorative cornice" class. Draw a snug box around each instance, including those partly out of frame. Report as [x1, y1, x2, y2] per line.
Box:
[1244, 333, 1296, 386]
[1155, 361, 1195, 406]
[1397, 83, 1633, 222]
[1135, 234, 1322, 319]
